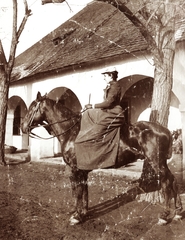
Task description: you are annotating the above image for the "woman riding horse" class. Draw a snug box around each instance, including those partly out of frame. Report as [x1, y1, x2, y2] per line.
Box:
[75, 67, 125, 170]
[21, 73, 182, 225]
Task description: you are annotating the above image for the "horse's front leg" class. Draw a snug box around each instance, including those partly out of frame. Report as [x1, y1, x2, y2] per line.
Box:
[82, 171, 89, 216]
[69, 170, 87, 225]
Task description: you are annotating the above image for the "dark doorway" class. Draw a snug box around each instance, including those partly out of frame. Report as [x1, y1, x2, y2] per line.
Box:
[13, 105, 21, 135]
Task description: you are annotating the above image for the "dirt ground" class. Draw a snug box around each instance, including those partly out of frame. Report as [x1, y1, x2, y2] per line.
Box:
[0, 158, 185, 240]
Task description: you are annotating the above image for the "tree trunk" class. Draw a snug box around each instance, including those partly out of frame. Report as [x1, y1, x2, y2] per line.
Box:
[150, 42, 175, 127]
[141, 26, 175, 202]
[0, 67, 9, 165]
[149, 0, 176, 126]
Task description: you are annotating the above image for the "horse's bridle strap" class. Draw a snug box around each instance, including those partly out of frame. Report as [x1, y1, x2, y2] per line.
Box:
[27, 101, 41, 132]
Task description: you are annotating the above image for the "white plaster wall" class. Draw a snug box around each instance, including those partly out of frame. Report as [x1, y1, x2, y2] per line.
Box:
[9, 84, 32, 108]
[173, 50, 185, 104]
[113, 57, 154, 79]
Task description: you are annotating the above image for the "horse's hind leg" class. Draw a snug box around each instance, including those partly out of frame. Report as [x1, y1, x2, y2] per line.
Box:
[158, 168, 183, 225]
[157, 166, 172, 225]
[172, 178, 183, 221]
[158, 180, 171, 225]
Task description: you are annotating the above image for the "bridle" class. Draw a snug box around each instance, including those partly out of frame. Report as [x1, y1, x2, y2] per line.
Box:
[27, 101, 41, 132]
[27, 100, 81, 140]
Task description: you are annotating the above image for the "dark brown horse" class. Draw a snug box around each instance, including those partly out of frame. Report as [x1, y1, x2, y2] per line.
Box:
[21, 92, 182, 225]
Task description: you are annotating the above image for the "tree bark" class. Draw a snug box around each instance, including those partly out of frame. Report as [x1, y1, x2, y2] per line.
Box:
[0, 67, 9, 165]
[150, 49, 174, 126]
[149, 13, 175, 127]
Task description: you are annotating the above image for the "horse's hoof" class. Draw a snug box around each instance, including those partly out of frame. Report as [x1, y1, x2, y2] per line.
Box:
[69, 212, 82, 225]
[157, 218, 167, 225]
[173, 214, 182, 221]
[69, 216, 80, 225]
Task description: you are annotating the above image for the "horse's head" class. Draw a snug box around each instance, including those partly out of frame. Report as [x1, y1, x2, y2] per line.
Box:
[21, 92, 48, 134]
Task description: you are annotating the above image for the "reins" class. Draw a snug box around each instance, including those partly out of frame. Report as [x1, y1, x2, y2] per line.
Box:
[29, 116, 80, 140]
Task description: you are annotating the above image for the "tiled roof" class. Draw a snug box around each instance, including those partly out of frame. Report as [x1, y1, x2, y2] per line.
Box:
[11, 1, 149, 82]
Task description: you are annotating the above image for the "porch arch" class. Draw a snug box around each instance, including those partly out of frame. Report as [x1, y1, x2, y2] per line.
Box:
[6, 96, 28, 149]
[119, 75, 180, 124]
[47, 87, 82, 113]
[46, 87, 82, 156]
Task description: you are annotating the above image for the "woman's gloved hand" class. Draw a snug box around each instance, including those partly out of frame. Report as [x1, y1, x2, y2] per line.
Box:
[85, 104, 92, 109]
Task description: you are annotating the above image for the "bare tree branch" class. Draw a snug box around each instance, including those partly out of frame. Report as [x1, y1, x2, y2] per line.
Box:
[7, 0, 18, 73]
[7, 0, 31, 76]
[17, 0, 32, 39]
[145, 2, 162, 27]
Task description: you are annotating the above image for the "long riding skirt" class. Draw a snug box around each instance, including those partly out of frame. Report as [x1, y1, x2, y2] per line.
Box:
[75, 106, 125, 170]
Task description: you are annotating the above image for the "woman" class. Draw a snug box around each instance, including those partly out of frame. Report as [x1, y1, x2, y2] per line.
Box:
[75, 68, 125, 170]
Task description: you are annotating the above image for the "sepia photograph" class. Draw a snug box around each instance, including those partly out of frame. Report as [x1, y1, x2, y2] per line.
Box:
[0, 0, 185, 239]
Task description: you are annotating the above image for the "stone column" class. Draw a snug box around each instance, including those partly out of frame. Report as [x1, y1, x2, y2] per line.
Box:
[5, 111, 14, 146]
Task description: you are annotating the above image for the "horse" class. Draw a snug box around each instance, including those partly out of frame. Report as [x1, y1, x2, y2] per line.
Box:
[21, 92, 182, 225]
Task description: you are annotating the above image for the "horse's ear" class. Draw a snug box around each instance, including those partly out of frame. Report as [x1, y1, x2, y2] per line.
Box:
[36, 91, 42, 101]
